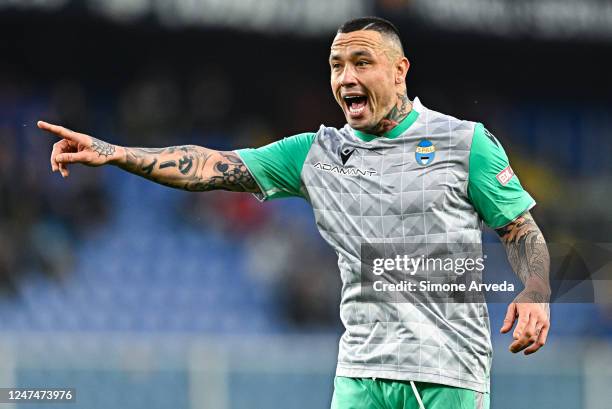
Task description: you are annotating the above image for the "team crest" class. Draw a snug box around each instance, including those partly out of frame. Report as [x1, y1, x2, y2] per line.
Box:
[415, 139, 436, 166]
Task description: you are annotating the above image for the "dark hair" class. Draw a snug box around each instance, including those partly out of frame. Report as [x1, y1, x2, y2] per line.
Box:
[337, 17, 403, 52]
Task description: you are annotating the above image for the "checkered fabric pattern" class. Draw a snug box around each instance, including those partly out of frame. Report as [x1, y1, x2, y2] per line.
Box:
[301, 98, 492, 393]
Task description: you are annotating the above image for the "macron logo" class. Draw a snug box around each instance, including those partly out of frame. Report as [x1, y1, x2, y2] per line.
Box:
[496, 166, 515, 186]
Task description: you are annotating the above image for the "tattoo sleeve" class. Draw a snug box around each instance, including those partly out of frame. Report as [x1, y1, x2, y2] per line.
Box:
[118, 145, 260, 193]
[496, 212, 551, 303]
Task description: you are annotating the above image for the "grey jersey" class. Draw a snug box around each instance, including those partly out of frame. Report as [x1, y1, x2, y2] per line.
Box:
[303, 98, 490, 392]
[238, 97, 535, 393]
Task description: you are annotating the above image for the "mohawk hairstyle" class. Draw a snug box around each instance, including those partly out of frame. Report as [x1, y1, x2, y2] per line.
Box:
[337, 16, 404, 54]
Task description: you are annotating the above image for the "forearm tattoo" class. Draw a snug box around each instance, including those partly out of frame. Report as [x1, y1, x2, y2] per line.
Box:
[182, 152, 259, 192]
[120, 145, 259, 193]
[496, 212, 551, 299]
[159, 160, 176, 169]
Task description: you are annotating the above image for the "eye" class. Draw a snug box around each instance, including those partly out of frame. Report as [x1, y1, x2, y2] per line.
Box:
[331, 63, 342, 70]
[356, 60, 369, 67]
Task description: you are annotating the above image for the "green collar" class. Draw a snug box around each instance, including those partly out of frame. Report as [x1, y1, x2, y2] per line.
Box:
[352, 108, 420, 142]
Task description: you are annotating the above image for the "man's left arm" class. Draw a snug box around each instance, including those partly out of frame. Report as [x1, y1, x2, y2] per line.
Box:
[496, 211, 551, 355]
[467, 123, 551, 355]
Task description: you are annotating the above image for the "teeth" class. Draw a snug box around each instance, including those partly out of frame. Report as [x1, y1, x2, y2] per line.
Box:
[343, 95, 367, 115]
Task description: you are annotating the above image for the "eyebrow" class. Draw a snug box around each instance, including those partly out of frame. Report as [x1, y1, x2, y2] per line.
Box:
[352, 50, 374, 58]
[329, 49, 374, 61]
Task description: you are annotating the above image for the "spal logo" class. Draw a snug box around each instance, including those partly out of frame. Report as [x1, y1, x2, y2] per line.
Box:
[415, 139, 436, 166]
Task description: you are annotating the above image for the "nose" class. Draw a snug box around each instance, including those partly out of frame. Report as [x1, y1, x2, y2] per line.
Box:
[339, 65, 358, 87]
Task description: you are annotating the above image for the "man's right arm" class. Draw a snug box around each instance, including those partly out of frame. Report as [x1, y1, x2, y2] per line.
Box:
[38, 121, 260, 193]
[117, 146, 259, 192]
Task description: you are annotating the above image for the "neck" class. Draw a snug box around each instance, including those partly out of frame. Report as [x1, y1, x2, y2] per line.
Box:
[368, 93, 412, 136]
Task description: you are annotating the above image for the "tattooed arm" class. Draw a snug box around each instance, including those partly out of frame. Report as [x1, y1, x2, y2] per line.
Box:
[117, 146, 258, 192]
[38, 121, 259, 193]
[496, 211, 551, 355]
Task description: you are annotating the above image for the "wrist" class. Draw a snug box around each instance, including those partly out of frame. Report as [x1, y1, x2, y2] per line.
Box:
[108, 145, 126, 166]
[516, 288, 550, 304]
[522, 282, 551, 303]
[524, 278, 550, 293]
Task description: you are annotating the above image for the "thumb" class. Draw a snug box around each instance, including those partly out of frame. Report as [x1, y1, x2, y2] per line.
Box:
[56, 151, 90, 164]
[500, 303, 517, 333]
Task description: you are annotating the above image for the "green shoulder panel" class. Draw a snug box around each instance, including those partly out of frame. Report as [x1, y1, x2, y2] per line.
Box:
[235, 132, 316, 200]
[467, 123, 536, 229]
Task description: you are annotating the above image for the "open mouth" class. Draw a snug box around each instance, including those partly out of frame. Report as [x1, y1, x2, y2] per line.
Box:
[343, 95, 368, 117]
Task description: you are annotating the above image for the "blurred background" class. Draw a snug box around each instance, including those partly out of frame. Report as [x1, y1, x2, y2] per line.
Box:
[1, 0, 612, 408]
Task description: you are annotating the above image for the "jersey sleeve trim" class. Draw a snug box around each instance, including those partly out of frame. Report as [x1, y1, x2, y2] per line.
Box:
[467, 122, 537, 229]
[234, 150, 267, 202]
[492, 200, 537, 230]
[235, 132, 316, 201]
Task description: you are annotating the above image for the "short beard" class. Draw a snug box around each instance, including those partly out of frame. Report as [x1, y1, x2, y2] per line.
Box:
[367, 93, 411, 135]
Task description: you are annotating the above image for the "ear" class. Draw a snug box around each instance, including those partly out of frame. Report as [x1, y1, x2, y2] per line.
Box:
[395, 57, 410, 85]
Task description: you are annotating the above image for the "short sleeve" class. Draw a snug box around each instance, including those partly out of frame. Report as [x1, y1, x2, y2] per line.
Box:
[235, 132, 316, 201]
[468, 123, 536, 229]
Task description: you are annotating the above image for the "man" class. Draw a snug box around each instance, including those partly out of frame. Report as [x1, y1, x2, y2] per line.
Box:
[39, 17, 550, 409]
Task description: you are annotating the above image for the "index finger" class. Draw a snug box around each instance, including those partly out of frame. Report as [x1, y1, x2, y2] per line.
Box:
[37, 121, 88, 144]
